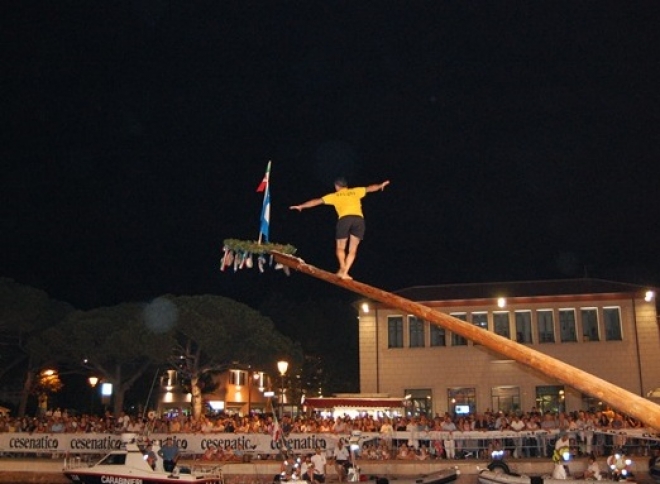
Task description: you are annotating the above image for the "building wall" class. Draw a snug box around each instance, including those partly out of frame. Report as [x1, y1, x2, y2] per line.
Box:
[359, 291, 659, 417]
[634, 299, 660, 396]
[358, 310, 378, 392]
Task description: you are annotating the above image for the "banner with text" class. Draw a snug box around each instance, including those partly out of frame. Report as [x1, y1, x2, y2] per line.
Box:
[0, 429, 657, 455]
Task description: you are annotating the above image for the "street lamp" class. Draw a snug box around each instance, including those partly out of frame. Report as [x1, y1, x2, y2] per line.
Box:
[88, 376, 99, 415]
[277, 360, 288, 418]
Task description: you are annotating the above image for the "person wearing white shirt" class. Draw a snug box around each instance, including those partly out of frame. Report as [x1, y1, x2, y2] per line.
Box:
[583, 454, 602, 480]
[333, 440, 350, 482]
[310, 447, 327, 483]
[440, 416, 457, 459]
[510, 415, 526, 458]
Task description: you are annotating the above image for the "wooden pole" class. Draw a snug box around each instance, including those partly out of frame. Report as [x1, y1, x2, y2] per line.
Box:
[271, 252, 660, 430]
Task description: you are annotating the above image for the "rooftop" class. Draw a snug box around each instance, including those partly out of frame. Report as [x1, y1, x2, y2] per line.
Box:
[392, 278, 656, 303]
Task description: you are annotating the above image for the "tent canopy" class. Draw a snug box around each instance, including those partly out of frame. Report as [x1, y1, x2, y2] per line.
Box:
[304, 397, 404, 409]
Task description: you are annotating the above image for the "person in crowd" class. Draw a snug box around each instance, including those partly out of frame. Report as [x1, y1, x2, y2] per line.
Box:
[158, 437, 180, 472]
[202, 444, 218, 461]
[51, 417, 65, 433]
[395, 443, 415, 460]
[275, 454, 295, 482]
[301, 462, 315, 483]
[300, 454, 313, 475]
[540, 412, 558, 457]
[509, 414, 526, 458]
[525, 414, 543, 458]
[334, 439, 350, 483]
[556, 432, 571, 451]
[310, 447, 327, 483]
[583, 454, 602, 480]
[440, 415, 457, 459]
[145, 442, 158, 470]
[417, 445, 430, 460]
[379, 417, 394, 454]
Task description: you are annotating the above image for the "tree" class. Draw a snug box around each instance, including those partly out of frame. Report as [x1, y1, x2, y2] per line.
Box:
[30, 302, 175, 416]
[166, 294, 300, 418]
[0, 278, 73, 416]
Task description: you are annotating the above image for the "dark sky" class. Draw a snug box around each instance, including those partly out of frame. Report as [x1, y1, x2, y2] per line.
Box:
[3, 2, 660, 310]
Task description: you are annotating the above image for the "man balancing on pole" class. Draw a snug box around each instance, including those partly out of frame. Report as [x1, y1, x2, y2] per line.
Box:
[290, 177, 390, 279]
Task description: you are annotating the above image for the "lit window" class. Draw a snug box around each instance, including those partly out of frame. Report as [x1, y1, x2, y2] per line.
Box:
[603, 307, 622, 341]
[387, 316, 403, 348]
[537, 310, 555, 343]
[581, 308, 599, 342]
[559, 309, 577, 342]
[515, 311, 533, 344]
[430, 324, 446, 347]
[493, 312, 510, 339]
[450, 313, 467, 346]
[408, 316, 425, 348]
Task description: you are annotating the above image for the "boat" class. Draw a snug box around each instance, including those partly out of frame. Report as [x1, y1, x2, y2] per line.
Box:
[344, 458, 459, 484]
[650, 455, 660, 482]
[477, 468, 629, 484]
[63, 442, 223, 484]
[477, 448, 627, 484]
[377, 468, 460, 484]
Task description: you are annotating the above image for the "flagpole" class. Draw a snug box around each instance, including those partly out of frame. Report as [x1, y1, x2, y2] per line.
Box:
[257, 161, 272, 245]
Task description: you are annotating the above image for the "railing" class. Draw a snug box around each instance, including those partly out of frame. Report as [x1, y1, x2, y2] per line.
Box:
[0, 429, 658, 459]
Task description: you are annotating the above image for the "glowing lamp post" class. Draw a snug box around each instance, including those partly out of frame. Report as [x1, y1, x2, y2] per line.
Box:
[88, 376, 99, 415]
[277, 360, 289, 418]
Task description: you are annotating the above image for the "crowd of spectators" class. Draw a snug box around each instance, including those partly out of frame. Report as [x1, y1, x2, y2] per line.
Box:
[0, 406, 657, 461]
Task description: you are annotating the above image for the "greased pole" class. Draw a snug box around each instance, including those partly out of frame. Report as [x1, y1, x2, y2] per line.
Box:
[271, 251, 660, 430]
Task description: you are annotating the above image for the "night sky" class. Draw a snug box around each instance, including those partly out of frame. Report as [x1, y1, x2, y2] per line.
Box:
[3, 2, 660, 311]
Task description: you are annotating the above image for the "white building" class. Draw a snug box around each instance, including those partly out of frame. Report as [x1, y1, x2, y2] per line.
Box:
[357, 279, 659, 418]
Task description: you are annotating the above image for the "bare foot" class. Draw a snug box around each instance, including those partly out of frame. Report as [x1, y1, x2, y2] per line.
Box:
[340, 273, 353, 280]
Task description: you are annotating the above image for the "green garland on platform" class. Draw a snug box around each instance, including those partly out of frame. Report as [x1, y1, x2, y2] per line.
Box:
[222, 239, 297, 255]
[221, 239, 297, 273]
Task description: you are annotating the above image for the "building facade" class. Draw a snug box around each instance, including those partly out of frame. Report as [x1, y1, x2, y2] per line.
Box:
[357, 279, 659, 418]
[156, 367, 274, 416]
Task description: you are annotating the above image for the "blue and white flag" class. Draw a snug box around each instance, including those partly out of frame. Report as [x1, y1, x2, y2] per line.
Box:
[256, 161, 271, 242]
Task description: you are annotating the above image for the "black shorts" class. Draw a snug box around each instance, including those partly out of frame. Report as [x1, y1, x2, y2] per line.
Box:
[336, 216, 365, 240]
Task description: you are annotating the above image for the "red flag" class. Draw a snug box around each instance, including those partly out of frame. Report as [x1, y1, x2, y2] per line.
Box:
[272, 416, 281, 443]
[256, 162, 270, 192]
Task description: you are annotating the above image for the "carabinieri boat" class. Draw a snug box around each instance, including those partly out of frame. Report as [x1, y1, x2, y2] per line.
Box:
[63, 442, 223, 484]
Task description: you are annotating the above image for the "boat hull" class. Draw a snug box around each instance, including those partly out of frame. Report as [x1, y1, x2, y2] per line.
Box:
[478, 469, 621, 484]
[63, 470, 222, 484]
[650, 466, 660, 482]
[369, 468, 459, 484]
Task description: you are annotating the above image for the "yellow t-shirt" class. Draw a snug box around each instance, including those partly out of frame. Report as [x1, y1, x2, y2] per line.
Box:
[322, 187, 366, 219]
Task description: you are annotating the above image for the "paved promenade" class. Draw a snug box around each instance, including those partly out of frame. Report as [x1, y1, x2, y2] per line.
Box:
[0, 456, 654, 484]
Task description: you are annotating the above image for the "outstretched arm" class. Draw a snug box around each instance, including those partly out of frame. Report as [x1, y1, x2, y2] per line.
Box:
[366, 180, 391, 193]
[290, 198, 324, 211]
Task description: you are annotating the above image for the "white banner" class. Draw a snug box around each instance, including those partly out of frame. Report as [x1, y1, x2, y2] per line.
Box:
[0, 429, 657, 455]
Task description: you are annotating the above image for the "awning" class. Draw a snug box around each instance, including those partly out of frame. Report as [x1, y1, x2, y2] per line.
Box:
[304, 397, 404, 409]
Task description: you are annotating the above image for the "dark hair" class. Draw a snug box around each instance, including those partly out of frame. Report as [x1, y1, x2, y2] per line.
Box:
[334, 177, 348, 187]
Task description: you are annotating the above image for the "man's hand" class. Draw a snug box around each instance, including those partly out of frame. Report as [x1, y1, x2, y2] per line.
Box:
[367, 180, 391, 193]
[290, 205, 303, 211]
